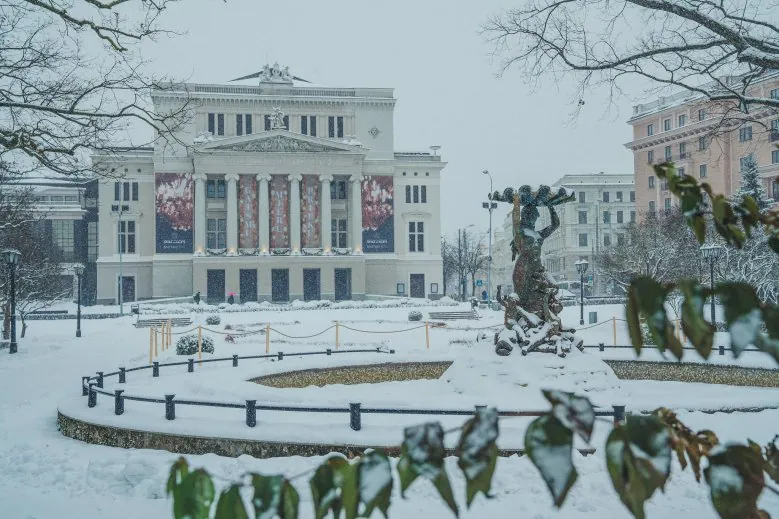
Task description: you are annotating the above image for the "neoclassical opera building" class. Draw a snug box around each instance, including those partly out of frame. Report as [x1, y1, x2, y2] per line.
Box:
[93, 64, 445, 304]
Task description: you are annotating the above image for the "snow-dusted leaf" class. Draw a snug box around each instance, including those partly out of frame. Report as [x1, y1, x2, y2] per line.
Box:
[172, 469, 215, 519]
[717, 283, 763, 356]
[397, 422, 458, 516]
[543, 390, 595, 443]
[627, 277, 683, 359]
[704, 445, 766, 519]
[626, 285, 644, 355]
[654, 407, 719, 482]
[678, 280, 715, 359]
[252, 474, 299, 519]
[524, 415, 577, 508]
[456, 407, 499, 506]
[310, 456, 356, 519]
[214, 485, 249, 519]
[358, 451, 392, 518]
[167, 457, 189, 495]
[763, 436, 779, 484]
[606, 415, 672, 519]
[756, 307, 779, 364]
[281, 480, 300, 519]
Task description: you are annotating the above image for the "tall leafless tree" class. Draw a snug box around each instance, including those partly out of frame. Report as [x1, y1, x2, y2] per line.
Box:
[441, 236, 459, 296]
[461, 231, 489, 298]
[1, 0, 192, 178]
[484, 0, 779, 131]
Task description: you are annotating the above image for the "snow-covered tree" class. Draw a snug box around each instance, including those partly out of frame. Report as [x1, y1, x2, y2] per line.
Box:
[734, 155, 772, 211]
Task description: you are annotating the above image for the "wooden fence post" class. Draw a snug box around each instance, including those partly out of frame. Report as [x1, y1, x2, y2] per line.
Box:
[168, 319, 172, 347]
[149, 327, 153, 365]
[154, 326, 159, 357]
[612, 316, 617, 346]
[425, 320, 430, 350]
[265, 323, 270, 353]
[335, 321, 340, 350]
[197, 325, 203, 363]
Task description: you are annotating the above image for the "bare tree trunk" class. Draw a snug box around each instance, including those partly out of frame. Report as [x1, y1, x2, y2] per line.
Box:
[20, 316, 27, 338]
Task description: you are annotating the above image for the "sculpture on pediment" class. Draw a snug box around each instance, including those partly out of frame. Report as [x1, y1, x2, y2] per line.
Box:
[269, 107, 286, 130]
[212, 135, 335, 153]
[489, 185, 583, 357]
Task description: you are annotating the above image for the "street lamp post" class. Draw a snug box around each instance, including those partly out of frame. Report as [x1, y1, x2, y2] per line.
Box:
[700, 244, 724, 324]
[74, 264, 85, 338]
[2, 249, 21, 354]
[575, 259, 589, 325]
[482, 170, 497, 302]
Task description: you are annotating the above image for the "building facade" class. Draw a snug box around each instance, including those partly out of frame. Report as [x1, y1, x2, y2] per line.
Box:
[93, 64, 445, 304]
[625, 74, 779, 216]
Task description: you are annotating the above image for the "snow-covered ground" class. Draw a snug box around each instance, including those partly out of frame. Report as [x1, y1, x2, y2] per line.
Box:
[1, 302, 777, 518]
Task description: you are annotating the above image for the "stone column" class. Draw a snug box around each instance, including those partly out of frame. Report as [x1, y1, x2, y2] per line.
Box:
[320, 174, 333, 253]
[257, 173, 271, 254]
[289, 174, 302, 253]
[194, 173, 207, 255]
[225, 173, 239, 255]
[349, 174, 363, 253]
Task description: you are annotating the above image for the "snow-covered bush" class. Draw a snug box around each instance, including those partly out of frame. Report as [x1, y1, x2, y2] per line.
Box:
[176, 334, 214, 355]
[205, 314, 221, 326]
[408, 310, 423, 322]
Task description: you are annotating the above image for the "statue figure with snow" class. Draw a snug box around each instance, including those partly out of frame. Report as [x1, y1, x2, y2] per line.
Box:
[489, 185, 584, 357]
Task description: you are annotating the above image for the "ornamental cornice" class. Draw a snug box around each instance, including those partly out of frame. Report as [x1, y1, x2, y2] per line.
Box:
[225, 173, 240, 182]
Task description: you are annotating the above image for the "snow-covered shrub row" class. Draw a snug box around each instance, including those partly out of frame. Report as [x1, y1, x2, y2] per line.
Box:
[560, 297, 627, 307]
[205, 314, 221, 325]
[140, 297, 458, 316]
[175, 334, 215, 355]
[20, 313, 123, 320]
[408, 310, 423, 321]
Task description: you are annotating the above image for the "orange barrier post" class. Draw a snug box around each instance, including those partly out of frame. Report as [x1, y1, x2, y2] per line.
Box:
[167, 320, 172, 348]
[425, 321, 430, 350]
[154, 327, 159, 358]
[265, 323, 270, 354]
[335, 321, 340, 350]
[149, 328, 153, 365]
[612, 316, 617, 346]
[197, 325, 203, 364]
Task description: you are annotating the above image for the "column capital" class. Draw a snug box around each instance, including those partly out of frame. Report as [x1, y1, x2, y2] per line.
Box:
[349, 174, 363, 183]
[288, 173, 303, 183]
[256, 173, 272, 183]
[319, 174, 334, 183]
[225, 173, 240, 183]
[193, 173, 207, 182]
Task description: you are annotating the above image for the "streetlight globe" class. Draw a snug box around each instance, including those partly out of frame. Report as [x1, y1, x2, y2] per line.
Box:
[575, 258, 589, 275]
[73, 264, 86, 277]
[1, 249, 21, 266]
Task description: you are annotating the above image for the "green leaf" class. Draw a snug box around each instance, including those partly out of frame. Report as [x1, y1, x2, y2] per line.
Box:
[626, 284, 644, 356]
[456, 407, 499, 506]
[281, 480, 300, 519]
[167, 457, 189, 496]
[398, 422, 458, 516]
[606, 416, 672, 519]
[705, 445, 766, 519]
[764, 436, 779, 484]
[309, 459, 343, 519]
[717, 283, 763, 356]
[252, 474, 284, 519]
[543, 390, 595, 443]
[678, 280, 715, 359]
[756, 306, 779, 364]
[333, 458, 358, 519]
[525, 415, 577, 508]
[173, 469, 215, 519]
[627, 277, 683, 359]
[214, 485, 249, 519]
[358, 450, 393, 518]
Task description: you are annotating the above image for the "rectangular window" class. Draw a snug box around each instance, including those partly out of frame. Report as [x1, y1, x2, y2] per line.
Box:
[699, 136, 708, 150]
[647, 124, 654, 136]
[207, 179, 226, 199]
[217, 114, 224, 136]
[648, 176, 655, 188]
[603, 211, 611, 223]
[264, 115, 271, 131]
[337, 116, 344, 138]
[52, 220, 75, 261]
[617, 234, 625, 246]
[698, 108, 706, 121]
[699, 164, 708, 178]
[131, 182, 139, 201]
[663, 118, 671, 131]
[739, 126, 753, 142]
[616, 191, 623, 201]
[773, 150, 779, 164]
[245, 114, 252, 134]
[647, 150, 654, 163]
[236, 114, 243, 136]
[578, 191, 585, 203]
[206, 218, 226, 249]
[679, 142, 686, 155]
[405, 185, 411, 203]
[649, 200, 656, 213]
[604, 234, 611, 246]
[123, 182, 130, 201]
[114, 182, 121, 201]
[664, 146, 672, 160]
[603, 191, 610, 202]
[661, 179, 669, 191]
[617, 210, 624, 223]
[300, 116, 317, 136]
[678, 167, 686, 177]
[578, 233, 588, 247]
[87, 221, 98, 261]
[630, 211, 636, 223]
[771, 88, 779, 100]
[329, 180, 347, 200]
[664, 198, 672, 210]
[409, 222, 424, 252]
[283, 115, 289, 129]
[328, 116, 335, 138]
[328, 116, 344, 138]
[301, 116, 307, 135]
[413, 185, 419, 203]
[118, 220, 136, 254]
[772, 119, 779, 131]
[578, 211, 587, 224]
[208, 113, 215, 135]
[331, 219, 347, 248]
[630, 191, 635, 202]
[678, 114, 686, 127]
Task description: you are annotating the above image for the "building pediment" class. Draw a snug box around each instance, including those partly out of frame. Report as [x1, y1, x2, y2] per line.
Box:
[197, 130, 367, 154]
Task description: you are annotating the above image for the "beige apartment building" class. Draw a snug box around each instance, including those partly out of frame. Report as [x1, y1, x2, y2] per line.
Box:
[625, 74, 779, 216]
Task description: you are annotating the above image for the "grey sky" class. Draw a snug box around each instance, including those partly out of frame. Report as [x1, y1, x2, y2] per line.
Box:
[138, 0, 637, 236]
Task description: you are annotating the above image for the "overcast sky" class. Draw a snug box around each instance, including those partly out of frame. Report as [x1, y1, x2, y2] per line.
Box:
[138, 0, 640, 236]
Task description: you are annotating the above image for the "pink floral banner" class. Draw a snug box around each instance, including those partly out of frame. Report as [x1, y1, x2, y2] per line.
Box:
[301, 175, 321, 248]
[361, 175, 394, 253]
[238, 175, 258, 249]
[155, 173, 193, 253]
[270, 176, 289, 248]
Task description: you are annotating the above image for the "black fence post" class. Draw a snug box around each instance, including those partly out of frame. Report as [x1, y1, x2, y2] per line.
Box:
[233, 355, 239, 367]
[246, 400, 257, 427]
[119, 367, 126, 384]
[153, 361, 160, 377]
[188, 358, 194, 373]
[165, 394, 175, 420]
[350, 403, 361, 431]
[82, 376, 90, 396]
[278, 352, 284, 361]
[390, 349, 396, 354]
[326, 348, 332, 356]
[96, 371, 104, 388]
[87, 383, 97, 408]
[613, 405, 626, 426]
[114, 389, 125, 415]
[599, 343, 605, 352]
[475, 405, 487, 414]
[719, 345, 725, 356]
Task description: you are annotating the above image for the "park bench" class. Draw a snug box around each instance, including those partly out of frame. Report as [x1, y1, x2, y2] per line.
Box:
[134, 317, 192, 328]
[427, 310, 480, 321]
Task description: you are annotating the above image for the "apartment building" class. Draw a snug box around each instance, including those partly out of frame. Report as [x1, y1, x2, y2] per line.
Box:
[625, 74, 779, 216]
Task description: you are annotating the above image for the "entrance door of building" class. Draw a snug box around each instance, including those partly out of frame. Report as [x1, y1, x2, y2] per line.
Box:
[207, 269, 225, 304]
[120, 276, 135, 303]
[303, 269, 321, 301]
[240, 269, 257, 303]
[334, 268, 352, 301]
[271, 269, 289, 303]
[410, 274, 425, 298]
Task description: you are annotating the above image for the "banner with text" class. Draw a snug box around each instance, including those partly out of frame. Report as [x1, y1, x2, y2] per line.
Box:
[155, 173, 193, 253]
[301, 175, 321, 248]
[361, 175, 394, 253]
[270, 176, 290, 249]
[239, 175, 258, 249]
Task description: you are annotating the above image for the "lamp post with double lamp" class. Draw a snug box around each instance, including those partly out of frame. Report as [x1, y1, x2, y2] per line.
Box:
[2, 249, 21, 354]
[700, 244, 724, 324]
[482, 170, 497, 302]
[575, 258, 589, 326]
[74, 264, 85, 338]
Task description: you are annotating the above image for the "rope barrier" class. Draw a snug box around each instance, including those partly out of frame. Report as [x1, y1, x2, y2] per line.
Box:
[269, 325, 336, 340]
[339, 324, 427, 334]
